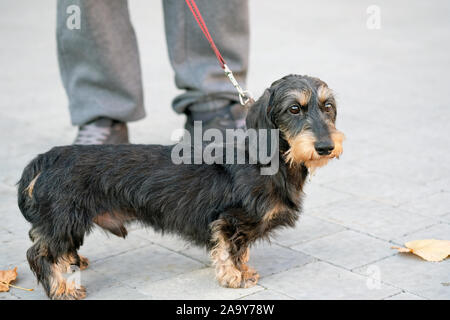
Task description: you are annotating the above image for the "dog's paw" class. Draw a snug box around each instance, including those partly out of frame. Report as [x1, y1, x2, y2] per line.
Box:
[51, 284, 87, 300]
[66, 285, 87, 300]
[240, 267, 259, 288]
[218, 274, 242, 289]
[79, 255, 89, 270]
[216, 265, 259, 289]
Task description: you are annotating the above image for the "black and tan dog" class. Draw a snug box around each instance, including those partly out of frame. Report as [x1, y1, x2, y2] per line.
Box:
[17, 75, 344, 299]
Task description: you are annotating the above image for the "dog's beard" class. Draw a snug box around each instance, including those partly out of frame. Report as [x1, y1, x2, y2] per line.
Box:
[284, 130, 345, 173]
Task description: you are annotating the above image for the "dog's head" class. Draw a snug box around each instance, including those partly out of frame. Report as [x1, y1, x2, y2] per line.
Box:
[246, 74, 345, 171]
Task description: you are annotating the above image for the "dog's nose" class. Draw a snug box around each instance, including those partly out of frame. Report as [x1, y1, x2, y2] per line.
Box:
[314, 141, 334, 156]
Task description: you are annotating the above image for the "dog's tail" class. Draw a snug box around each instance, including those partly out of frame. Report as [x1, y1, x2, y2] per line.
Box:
[17, 148, 61, 223]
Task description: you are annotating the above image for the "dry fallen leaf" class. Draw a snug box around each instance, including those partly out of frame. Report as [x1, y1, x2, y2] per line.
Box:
[0, 267, 18, 292]
[0, 267, 33, 292]
[392, 239, 450, 262]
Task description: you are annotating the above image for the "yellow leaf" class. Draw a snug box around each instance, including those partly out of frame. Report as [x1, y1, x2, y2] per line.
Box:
[392, 239, 450, 262]
[0, 267, 18, 292]
[391, 246, 412, 253]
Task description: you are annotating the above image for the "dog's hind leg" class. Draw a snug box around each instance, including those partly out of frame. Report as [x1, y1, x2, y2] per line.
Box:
[26, 229, 87, 300]
[209, 215, 260, 289]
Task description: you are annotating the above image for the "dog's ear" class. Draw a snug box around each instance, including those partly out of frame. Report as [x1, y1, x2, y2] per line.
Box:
[246, 89, 276, 130]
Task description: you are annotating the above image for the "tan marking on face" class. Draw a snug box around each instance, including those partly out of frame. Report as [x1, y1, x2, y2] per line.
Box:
[292, 89, 312, 106]
[330, 130, 345, 159]
[284, 129, 345, 173]
[25, 173, 41, 198]
[284, 131, 317, 166]
[317, 85, 333, 103]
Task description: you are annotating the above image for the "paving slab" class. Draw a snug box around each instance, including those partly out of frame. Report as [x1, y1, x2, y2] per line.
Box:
[239, 289, 294, 300]
[136, 268, 264, 300]
[304, 159, 367, 186]
[391, 222, 450, 249]
[426, 179, 450, 193]
[354, 151, 450, 185]
[302, 182, 353, 212]
[0, 199, 31, 237]
[440, 213, 450, 223]
[0, 230, 30, 267]
[399, 192, 450, 219]
[80, 228, 155, 263]
[249, 243, 314, 278]
[384, 292, 425, 300]
[133, 228, 211, 265]
[0, 293, 19, 300]
[272, 215, 346, 247]
[336, 138, 391, 165]
[91, 244, 204, 289]
[291, 230, 395, 270]
[326, 172, 439, 207]
[311, 198, 438, 242]
[81, 269, 149, 300]
[259, 261, 400, 300]
[354, 255, 450, 300]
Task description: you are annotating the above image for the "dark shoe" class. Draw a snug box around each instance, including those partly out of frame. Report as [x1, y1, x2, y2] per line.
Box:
[184, 103, 247, 135]
[73, 118, 129, 145]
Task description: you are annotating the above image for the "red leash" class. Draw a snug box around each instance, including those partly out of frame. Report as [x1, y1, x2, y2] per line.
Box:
[185, 0, 253, 105]
[185, 0, 226, 69]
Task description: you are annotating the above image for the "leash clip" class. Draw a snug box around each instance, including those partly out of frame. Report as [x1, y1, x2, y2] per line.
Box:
[223, 64, 253, 106]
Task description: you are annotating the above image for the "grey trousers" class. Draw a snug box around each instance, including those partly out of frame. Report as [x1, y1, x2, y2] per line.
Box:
[57, 0, 249, 125]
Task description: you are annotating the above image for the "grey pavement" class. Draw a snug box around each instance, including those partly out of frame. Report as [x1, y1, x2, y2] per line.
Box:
[1, 1, 449, 300]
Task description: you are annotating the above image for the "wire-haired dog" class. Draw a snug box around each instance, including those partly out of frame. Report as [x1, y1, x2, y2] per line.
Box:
[17, 74, 344, 299]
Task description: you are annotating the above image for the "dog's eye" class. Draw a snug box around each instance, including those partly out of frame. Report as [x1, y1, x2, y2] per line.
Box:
[325, 103, 333, 109]
[289, 105, 301, 114]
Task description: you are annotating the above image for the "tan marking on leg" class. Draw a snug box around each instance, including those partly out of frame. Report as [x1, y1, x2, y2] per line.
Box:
[78, 255, 89, 271]
[210, 227, 242, 288]
[25, 173, 41, 198]
[240, 264, 260, 288]
[263, 203, 286, 222]
[66, 253, 89, 271]
[238, 248, 259, 288]
[48, 254, 86, 300]
[210, 224, 259, 288]
[241, 247, 250, 264]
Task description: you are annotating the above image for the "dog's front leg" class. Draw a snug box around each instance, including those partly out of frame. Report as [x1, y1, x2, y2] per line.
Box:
[209, 216, 259, 288]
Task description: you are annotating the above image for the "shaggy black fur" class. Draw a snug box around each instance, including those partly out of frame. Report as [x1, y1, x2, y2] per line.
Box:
[17, 75, 341, 299]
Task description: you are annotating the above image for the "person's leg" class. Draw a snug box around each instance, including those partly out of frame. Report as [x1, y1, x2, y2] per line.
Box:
[162, 0, 249, 131]
[57, 0, 145, 143]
